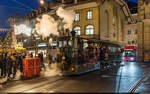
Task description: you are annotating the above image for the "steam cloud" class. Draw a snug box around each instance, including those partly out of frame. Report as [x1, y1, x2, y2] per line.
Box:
[35, 14, 59, 38]
[56, 7, 75, 31]
[34, 7, 75, 38]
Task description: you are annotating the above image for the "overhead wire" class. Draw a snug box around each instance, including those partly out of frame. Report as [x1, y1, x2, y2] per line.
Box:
[0, 5, 29, 11]
[12, 0, 34, 11]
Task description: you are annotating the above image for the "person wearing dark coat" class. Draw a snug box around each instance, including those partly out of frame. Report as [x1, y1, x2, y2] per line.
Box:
[0, 53, 3, 77]
[1, 53, 7, 77]
[6, 54, 13, 80]
[10, 54, 17, 78]
[38, 52, 45, 70]
[18, 54, 23, 73]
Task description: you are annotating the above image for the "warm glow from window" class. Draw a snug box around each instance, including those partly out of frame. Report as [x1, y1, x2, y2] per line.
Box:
[74, 26, 81, 35]
[85, 25, 94, 35]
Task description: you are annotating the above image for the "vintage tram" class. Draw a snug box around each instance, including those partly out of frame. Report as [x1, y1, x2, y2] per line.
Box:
[57, 31, 122, 75]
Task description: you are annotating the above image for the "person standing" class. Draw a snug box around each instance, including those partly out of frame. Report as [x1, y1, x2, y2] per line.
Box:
[6, 53, 12, 80]
[0, 53, 3, 77]
[30, 52, 33, 58]
[48, 52, 52, 65]
[18, 54, 23, 73]
[1, 53, 7, 77]
[100, 47, 105, 69]
[38, 52, 45, 70]
[11, 53, 17, 78]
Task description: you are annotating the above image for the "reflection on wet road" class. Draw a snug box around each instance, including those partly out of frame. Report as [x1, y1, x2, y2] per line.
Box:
[0, 62, 150, 93]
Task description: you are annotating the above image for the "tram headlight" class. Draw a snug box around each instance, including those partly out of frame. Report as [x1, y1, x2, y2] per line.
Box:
[130, 57, 134, 61]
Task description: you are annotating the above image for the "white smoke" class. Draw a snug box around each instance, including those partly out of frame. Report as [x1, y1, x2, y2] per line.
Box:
[35, 14, 59, 39]
[56, 7, 75, 31]
[43, 63, 62, 77]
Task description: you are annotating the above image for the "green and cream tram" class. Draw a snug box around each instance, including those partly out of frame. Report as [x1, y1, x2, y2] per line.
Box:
[58, 33, 122, 75]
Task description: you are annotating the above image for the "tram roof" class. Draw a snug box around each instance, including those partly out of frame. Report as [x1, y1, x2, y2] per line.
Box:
[58, 36, 121, 47]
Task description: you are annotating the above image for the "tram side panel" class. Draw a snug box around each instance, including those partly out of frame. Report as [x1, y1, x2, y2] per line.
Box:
[60, 38, 100, 75]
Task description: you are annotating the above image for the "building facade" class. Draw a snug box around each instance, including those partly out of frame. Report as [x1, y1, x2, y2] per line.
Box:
[138, 0, 150, 61]
[10, 0, 133, 54]
[65, 0, 133, 46]
[125, 14, 138, 46]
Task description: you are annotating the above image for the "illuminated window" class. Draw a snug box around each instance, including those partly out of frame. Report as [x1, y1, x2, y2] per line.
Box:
[85, 25, 94, 35]
[75, 13, 79, 21]
[74, 26, 81, 35]
[87, 11, 92, 20]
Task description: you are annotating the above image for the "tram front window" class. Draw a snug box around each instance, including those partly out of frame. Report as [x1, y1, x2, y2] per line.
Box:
[124, 51, 136, 57]
[123, 51, 136, 61]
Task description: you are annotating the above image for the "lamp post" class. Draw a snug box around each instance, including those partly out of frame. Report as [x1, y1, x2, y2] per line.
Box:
[71, 30, 76, 48]
[71, 30, 76, 64]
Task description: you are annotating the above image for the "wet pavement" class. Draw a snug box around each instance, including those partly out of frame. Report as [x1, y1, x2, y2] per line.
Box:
[0, 62, 150, 93]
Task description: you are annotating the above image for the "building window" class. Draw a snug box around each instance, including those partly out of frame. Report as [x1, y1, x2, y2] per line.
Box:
[132, 41, 135, 44]
[135, 29, 138, 34]
[75, 13, 79, 21]
[74, 26, 81, 35]
[85, 25, 94, 35]
[135, 40, 138, 44]
[87, 11, 92, 20]
[128, 29, 131, 35]
[113, 33, 116, 38]
[128, 41, 131, 45]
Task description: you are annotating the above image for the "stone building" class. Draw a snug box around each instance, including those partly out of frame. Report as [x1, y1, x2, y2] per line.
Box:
[65, 0, 133, 46]
[138, 0, 150, 61]
[125, 14, 138, 46]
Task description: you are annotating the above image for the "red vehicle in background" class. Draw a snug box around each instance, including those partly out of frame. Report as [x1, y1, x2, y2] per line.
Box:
[122, 46, 137, 62]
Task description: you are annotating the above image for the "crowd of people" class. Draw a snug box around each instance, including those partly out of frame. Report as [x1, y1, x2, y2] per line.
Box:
[0, 51, 47, 80]
[0, 52, 25, 80]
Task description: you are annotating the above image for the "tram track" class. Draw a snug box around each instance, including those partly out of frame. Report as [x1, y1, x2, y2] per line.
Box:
[128, 73, 150, 93]
[19, 71, 99, 92]
[18, 77, 65, 93]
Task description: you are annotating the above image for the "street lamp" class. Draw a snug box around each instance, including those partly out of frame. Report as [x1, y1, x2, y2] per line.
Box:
[40, 0, 45, 5]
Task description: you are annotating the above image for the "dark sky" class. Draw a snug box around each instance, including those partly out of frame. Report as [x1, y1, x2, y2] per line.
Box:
[0, 0, 137, 29]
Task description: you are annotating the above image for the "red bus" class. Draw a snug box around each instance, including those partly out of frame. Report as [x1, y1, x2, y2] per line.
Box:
[122, 46, 137, 62]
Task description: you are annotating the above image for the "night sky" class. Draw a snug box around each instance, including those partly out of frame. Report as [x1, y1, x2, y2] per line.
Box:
[0, 0, 138, 29]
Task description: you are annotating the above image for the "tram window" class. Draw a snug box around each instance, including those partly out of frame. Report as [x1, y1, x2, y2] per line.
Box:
[124, 51, 136, 57]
